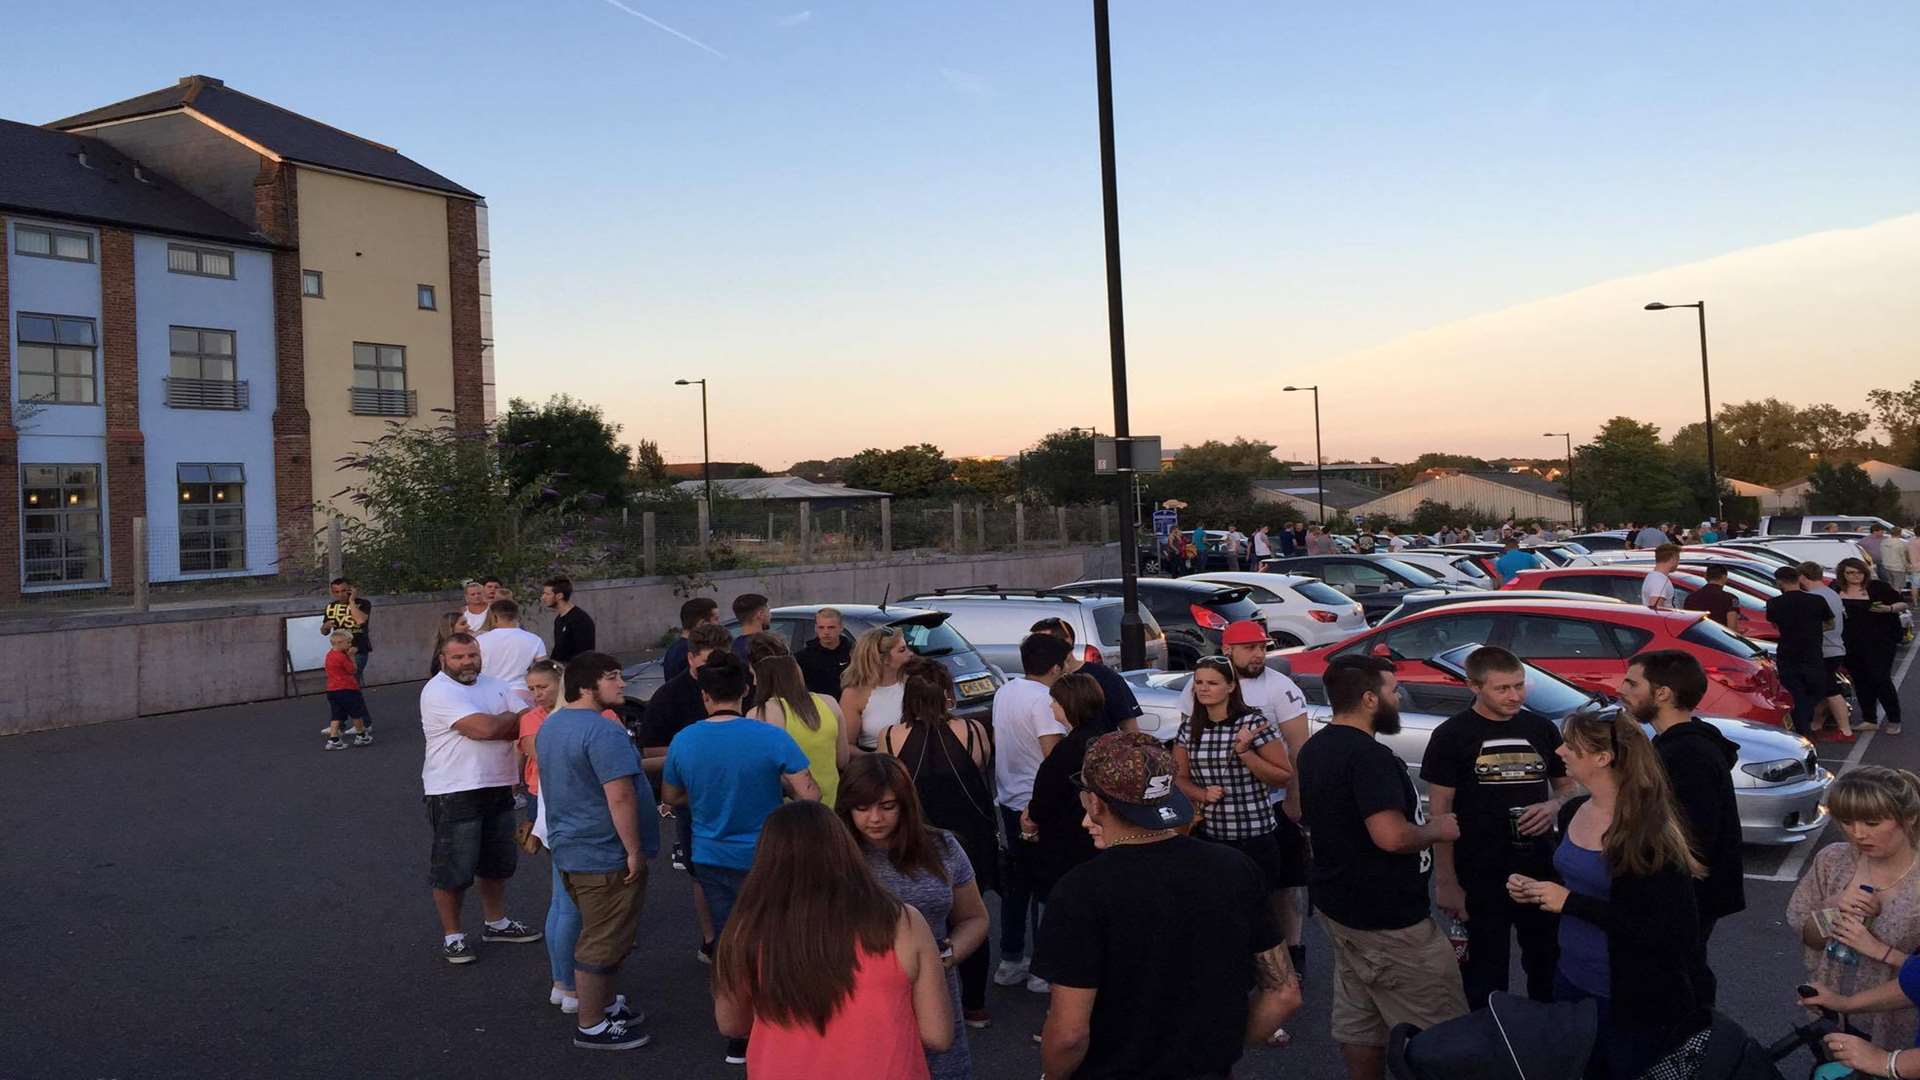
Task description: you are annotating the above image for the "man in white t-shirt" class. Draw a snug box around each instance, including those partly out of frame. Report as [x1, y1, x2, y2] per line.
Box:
[459, 580, 490, 634]
[1251, 524, 1273, 561]
[420, 633, 543, 964]
[477, 599, 547, 696]
[991, 632, 1073, 991]
[1178, 620, 1313, 974]
[1641, 543, 1680, 611]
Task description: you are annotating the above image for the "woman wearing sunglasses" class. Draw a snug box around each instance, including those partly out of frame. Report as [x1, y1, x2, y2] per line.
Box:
[1172, 656, 1296, 905]
[1507, 708, 1710, 1080]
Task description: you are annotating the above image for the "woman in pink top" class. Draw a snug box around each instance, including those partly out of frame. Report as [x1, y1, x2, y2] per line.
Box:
[713, 800, 953, 1079]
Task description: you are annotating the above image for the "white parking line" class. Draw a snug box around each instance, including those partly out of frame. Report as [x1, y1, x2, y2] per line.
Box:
[1746, 644, 1916, 882]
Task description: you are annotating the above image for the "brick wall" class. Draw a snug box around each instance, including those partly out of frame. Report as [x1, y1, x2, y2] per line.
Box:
[0, 213, 16, 604]
[254, 161, 313, 569]
[100, 228, 145, 592]
[445, 197, 484, 434]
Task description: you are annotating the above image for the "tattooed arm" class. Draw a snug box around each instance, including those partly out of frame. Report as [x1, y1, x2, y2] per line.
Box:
[1244, 942, 1303, 1044]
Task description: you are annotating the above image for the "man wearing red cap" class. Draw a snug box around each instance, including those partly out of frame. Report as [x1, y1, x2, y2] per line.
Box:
[1034, 731, 1300, 1080]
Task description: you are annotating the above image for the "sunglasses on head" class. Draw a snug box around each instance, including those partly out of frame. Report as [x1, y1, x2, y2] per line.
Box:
[1195, 655, 1239, 680]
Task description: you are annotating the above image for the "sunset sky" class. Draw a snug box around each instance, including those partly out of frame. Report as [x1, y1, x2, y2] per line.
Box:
[11, 2, 1918, 468]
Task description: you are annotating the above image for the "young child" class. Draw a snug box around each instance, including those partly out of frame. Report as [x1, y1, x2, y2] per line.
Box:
[324, 630, 372, 750]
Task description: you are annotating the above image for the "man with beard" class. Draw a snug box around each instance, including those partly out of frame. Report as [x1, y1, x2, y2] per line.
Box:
[1421, 647, 1575, 1008]
[1299, 655, 1465, 1080]
[419, 633, 543, 963]
[1618, 649, 1744, 1005]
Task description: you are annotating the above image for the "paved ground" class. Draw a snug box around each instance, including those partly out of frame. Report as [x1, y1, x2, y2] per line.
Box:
[3, 645, 1916, 1080]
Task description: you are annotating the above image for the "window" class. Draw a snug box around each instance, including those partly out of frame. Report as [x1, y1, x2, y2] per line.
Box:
[301, 269, 324, 298]
[1378, 613, 1500, 660]
[14, 224, 93, 262]
[1679, 618, 1764, 660]
[417, 284, 437, 310]
[22, 465, 103, 585]
[169, 327, 236, 382]
[177, 464, 246, 572]
[166, 244, 234, 278]
[1292, 580, 1353, 607]
[1320, 562, 1394, 594]
[16, 314, 98, 404]
[1508, 616, 1618, 660]
[350, 342, 414, 416]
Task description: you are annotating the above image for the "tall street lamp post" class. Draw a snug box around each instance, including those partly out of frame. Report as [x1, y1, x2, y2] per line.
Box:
[672, 378, 712, 543]
[1543, 431, 1574, 526]
[1644, 301, 1722, 520]
[1091, 0, 1145, 669]
[1283, 385, 1324, 524]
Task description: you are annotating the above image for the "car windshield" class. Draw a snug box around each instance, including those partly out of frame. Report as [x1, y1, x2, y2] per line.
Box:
[848, 615, 973, 658]
[1371, 558, 1443, 587]
[1427, 644, 1596, 718]
[1294, 580, 1352, 606]
[1679, 617, 1767, 660]
[1092, 603, 1165, 644]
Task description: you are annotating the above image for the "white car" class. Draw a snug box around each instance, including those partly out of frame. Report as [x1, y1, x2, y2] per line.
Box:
[1721, 537, 1870, 573]
[1386, 550, 1498, 590]
[1182, 571, 1368, 648]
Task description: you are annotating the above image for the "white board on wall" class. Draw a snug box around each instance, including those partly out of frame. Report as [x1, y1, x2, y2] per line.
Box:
[285, 615, 331, 673]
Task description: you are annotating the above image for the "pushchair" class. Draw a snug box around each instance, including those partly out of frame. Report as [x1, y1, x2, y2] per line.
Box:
[1386, 992, 1788, 1080]
[1760, 1004, 1875, 1080]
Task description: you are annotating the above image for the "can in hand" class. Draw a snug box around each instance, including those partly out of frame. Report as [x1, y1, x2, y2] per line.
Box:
[1508, 806, 1530, 847]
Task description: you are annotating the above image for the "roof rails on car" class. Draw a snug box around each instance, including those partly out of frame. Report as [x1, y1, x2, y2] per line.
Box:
[915, 585, 1078, 600]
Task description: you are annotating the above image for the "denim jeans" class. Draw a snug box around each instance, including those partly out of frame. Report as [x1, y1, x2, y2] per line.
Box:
[547, 858, 582, 989]
[692, 864, 750, 935]
[352, 651, 373, 724]
[997, 805, 1045, 958]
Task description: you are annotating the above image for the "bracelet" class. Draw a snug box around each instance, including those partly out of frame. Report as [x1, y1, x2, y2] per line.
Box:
[1890, 1048, 1902, 1079]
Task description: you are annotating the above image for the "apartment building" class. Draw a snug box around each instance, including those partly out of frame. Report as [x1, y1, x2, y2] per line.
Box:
[0, 76, 491, 600]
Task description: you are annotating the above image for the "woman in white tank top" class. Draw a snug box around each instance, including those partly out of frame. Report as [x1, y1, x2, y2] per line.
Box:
[841, 626, 915, 752]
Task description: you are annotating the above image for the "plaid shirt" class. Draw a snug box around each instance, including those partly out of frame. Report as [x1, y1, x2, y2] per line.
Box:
[1177, 708, 1279, 841]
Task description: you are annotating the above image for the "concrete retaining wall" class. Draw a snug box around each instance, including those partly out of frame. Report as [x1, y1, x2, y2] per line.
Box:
[0, 545, 1119, 736]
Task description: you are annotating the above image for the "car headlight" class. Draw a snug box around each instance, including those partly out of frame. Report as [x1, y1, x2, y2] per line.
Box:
[1741, 758, 1806, 784]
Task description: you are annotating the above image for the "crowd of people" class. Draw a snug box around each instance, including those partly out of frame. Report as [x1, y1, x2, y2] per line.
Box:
[348, 557, 1920, 1078]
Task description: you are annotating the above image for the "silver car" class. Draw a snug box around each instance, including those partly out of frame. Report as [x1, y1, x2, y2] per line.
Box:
[1123, 643, 1829, 846]
[896, 588, 1168, 674]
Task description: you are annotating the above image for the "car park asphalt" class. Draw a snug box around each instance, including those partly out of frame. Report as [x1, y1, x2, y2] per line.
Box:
[1, 642, 1913, 1079]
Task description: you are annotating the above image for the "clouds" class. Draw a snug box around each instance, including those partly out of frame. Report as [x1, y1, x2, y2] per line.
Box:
[595, 0, 727, 58]
[774, 10, 813, 28]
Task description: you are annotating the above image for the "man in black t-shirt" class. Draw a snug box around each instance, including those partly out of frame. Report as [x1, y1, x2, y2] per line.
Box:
[1765, 565, 1833, 738]
[1034, 732, 1298, 1080]
[541, 576, 596, 663]
[1681, 565, 1740, 634]
[1028, 617, 1143, 734]
[1299, 655, 1465, 1080]
[1420, 646, 1574, 1008]
[321, 577, 374, 729]
[794, 608, 854, 699]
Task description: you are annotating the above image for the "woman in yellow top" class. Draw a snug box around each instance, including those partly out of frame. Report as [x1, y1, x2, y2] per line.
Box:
[752, 653, 850, 807]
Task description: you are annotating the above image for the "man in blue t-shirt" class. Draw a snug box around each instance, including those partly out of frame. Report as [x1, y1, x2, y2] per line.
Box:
[1492, 538, 1534, 584]
[536, 651, 661, 1051]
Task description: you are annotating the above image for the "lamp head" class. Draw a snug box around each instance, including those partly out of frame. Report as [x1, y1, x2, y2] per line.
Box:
[1643, 302, 1670, 311]
[674, 379, 693, 386]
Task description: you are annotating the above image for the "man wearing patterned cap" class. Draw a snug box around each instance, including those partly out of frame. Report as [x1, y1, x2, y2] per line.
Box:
[1033, 731, 1300, 1080]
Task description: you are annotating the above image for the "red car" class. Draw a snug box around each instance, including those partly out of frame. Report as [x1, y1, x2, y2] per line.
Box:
[1502, 566, 1780, 641]
[1287, 598, 1788, 724]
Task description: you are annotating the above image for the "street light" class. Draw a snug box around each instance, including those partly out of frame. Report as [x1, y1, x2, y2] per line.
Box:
[1543, 432, 1574, 527]
[1090, 0, 1145, 669]
[1644, 301, 1722, 520]
[672, 378, 712, 546]
[1282, 385, 1324, 525]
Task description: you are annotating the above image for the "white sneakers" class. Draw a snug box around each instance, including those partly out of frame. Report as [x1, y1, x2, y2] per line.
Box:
[991, 957, 1030, 987]
[550, 985, 579, 1014]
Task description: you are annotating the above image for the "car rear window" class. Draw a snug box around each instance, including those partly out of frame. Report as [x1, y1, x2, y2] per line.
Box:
[1091, 603, 1165, 644]
[1293, 581, 1351, 606]
[1678, 617, 1764, 660]
[857, 618, 975, 658]
[1373, 558, 1443, 587]
[1207, 593, 1267, 624]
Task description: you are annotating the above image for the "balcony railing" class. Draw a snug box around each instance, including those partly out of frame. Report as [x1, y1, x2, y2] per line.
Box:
[164, 377, 249, 410]
[349, 386, 417, 417]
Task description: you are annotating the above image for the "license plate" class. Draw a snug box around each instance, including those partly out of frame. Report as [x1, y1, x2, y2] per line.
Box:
[958, 676, 996, 699]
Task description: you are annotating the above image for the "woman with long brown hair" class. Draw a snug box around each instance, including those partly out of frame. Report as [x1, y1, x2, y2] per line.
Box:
[1836, 556, 1909, 734]
[713, 800, 953, 1078]
[1022, 673, 1110, 898]
[843, 626, 913, 752]
[878, 658, 997, 1028]
[1508, 707, 1708, 1080]
[1171, 656, 1295, 893]
[752, 652, 848, 807]
[837, 755, 988, 1079]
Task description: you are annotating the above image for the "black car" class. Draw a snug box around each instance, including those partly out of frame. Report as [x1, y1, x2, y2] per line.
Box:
[1255, 554, 1467, 623]
[1051, 578, 1267, 669]
[620, 604, 1004, 723]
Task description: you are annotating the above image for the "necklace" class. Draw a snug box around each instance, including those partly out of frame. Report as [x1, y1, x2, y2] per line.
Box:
[1105, 829, 1175, 847]
[1860, 850, 1919, 891]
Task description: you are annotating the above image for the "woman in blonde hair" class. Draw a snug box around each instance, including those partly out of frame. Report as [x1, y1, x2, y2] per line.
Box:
[1785, 765, 1920, 1050]
[427, 611, 464, 676]
[841, 626, 913, 753]
[1508, 708, 1708, 1080]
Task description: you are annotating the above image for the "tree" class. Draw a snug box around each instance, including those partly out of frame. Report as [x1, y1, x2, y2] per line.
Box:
[1574, 417, 1690, 524]
[843, 443, 953, 498]
[1409, 499, 1474, 534]
[1805, 462, 1904, 517]
[630, 439, 672, 490]
[1392, 453, 1491, 488]
[1798, 403, 1872, 459]
[732, 462, 770, 478]
[789, 457, 852, 483]
[1170, 438, 1284, 477]
[1868, 380, 1920, 468]
[1670, 398, 1806, 487]
[497, 395, 630, 507]
[951, 457, 1017, 499]
[1019, 429, 1106, 505]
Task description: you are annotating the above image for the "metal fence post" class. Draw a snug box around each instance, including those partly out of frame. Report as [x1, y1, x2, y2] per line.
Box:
[326, 515, 344, 580]
[952, 501, 963, 552]
[1015, 503, 1026, 548]
[643, 512, 657, 576]
[799, 500, 812, 562]
[132, 516, 149, 612]
[880, 498, 893, 556]
[698, 500, 711, 555]
[1056, 506, 1068, 546]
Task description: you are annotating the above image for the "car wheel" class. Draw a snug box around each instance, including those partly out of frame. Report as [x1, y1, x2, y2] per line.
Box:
[1167, 647, 1199, 671]
[1271, 632, 1303, 648]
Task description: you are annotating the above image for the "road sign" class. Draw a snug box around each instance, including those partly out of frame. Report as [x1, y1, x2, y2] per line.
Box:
[1151, 508, 1178, 540]
[1093, 435, 1164, 475]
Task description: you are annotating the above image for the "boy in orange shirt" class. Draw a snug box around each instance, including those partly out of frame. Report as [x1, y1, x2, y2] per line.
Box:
[324, 630, 372, 750]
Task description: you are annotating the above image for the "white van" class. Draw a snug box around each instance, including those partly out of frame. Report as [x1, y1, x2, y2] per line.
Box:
[1759, 514, 1898, 536]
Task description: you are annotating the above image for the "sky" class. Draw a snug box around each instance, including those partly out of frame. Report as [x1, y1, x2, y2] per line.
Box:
[7, 2, 1918, 468]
